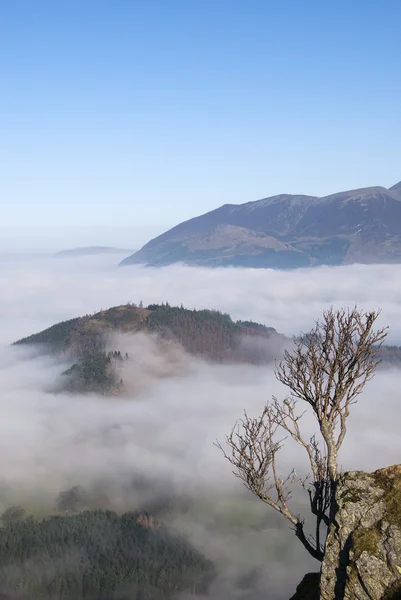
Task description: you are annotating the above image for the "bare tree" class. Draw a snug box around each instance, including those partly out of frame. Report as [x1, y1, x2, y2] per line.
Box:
[216, 306, 388, 561]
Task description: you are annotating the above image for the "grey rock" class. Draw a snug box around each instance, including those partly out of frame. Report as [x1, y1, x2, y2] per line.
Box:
[320, 465, 401, 600]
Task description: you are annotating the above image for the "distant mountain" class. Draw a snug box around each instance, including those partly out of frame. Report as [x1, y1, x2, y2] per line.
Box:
[120, 182, 401, 269]
[54, 246, 133, 258]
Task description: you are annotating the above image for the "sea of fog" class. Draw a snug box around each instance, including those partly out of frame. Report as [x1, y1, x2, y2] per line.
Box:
[0, 253, 400, 599]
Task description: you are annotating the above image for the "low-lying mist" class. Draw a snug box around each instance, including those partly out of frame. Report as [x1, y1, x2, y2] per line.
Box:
[2, 254, 401, 344]
[1, 254, 401, 598]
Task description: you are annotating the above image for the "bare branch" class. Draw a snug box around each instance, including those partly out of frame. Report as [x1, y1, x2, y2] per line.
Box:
[215, 405, 324, 561]
[275, 306, 388, 480]
[217, 306, 388, 562]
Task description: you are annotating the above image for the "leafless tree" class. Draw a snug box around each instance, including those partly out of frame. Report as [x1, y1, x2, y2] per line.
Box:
[216, 306, 388, 561]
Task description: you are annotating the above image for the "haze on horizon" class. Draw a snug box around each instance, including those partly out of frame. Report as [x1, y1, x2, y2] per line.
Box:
[1, 1, 401, 253]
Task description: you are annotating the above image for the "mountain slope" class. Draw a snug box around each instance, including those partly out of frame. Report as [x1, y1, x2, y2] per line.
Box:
[14, 304, 279, 360]
[14, 303, 283, 394]
[120, 182, 401, 268]
[0, 510, 214, 599]
[13, 303, 401, 395]
[389, 180, 401, 192]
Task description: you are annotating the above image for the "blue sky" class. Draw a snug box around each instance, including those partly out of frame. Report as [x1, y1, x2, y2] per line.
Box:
[1, 0, 400, 251]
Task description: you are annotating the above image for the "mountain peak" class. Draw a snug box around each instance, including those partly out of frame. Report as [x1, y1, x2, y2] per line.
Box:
[120, 181, 401, 269]
[234, 194, 319, 213]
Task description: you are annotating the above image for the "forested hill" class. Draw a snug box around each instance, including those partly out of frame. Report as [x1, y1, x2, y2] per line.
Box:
[0, 509, 214, 599]
[13, 303, 283, 394]
[13, 303, 401, 396]
[13, 303, 281, 363]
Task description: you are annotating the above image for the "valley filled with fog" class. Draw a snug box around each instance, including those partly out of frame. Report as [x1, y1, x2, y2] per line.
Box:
[0, 254, 401, 599]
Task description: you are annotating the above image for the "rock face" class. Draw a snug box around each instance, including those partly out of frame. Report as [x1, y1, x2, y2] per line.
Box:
[320, 465, 401, 599]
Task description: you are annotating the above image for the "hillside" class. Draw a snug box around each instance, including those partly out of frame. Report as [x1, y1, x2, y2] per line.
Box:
[14, 304, 279, 359]
[14, 303, 401, 395]
[0, 510, 214, 599]
[14, 303, 283, 394]
[120, 182, 401, 269]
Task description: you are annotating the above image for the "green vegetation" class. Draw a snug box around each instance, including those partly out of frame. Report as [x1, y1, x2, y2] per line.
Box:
[13, 317, 80, 351]
[0, 506, 25, 524]
[13, 306, 148, 357]
[14, 302, 401, 399]
[146, 303, 240, 361]
[352, 527, 381, 560]
[13, 303, 281, 395]
[15, 304, 274, 360]
[62, 351, 125, 395]
[0, 510, 214, 599]
[378, 344, 401, 365]
[236, 320, 274, 333]
[14, 302, 401, 397]
[57, 486, 88, 513]
[373, 468, 401, 531]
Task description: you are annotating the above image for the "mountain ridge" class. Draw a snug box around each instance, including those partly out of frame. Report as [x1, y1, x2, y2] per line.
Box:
[389, 180, 401, 191]
[55, 246, 133, 258]
[120, 181, 401, 269]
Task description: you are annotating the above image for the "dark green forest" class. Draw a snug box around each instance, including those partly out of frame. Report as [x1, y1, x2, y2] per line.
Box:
[13, 302, 401, 395]
[14, 303, 277, 362]
[14, 317, 80, 351]
[0, 510, 214, 599]
[61, 351, 125, 395]
[14, 303, 282, 394]
[146, 303, 241, 360]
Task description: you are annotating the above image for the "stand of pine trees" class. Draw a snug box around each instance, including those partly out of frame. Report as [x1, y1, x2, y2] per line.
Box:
[0, 510, 214, 599]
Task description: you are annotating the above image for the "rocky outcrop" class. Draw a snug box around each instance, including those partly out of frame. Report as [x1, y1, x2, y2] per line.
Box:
[320, 465, 401, 599]
[289, 572, 320, 600]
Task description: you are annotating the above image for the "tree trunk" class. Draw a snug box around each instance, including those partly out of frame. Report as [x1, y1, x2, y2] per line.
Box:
[295, 522, 324, 562]
[327, 447, 338, 482]
[321, 426, 338, 482]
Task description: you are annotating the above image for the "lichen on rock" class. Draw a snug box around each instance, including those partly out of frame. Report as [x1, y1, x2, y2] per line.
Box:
[319, 464, 401, 600]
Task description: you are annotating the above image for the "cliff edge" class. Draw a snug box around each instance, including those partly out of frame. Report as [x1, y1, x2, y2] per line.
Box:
[292, 465, 401, 599]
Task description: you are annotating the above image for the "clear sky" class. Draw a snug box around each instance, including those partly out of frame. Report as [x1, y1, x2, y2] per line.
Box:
[1, 0, 400, 251]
